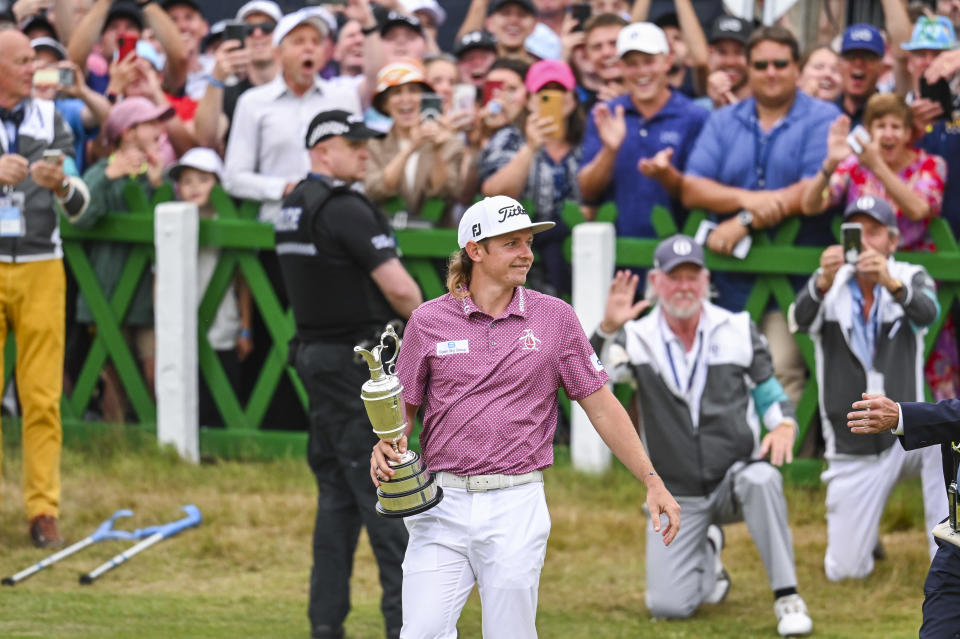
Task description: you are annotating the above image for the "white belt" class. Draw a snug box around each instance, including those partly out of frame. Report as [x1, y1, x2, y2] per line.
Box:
[436, 470, 543, 492]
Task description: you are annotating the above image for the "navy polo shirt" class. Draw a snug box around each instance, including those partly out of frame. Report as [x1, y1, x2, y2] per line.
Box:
[580, 90, 708, 238]
[920, 99, 960, 236]
[686, 90, 840, 310]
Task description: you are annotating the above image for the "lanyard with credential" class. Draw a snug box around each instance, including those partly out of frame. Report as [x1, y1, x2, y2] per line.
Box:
[664, 332, 704, 395]
[851, 285, 882, 369]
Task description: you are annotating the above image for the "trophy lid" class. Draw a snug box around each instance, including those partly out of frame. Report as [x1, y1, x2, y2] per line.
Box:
[354, 324, 401, 381]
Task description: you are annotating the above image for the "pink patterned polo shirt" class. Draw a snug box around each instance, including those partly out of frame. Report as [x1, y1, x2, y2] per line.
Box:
[397, 286, 608, 476]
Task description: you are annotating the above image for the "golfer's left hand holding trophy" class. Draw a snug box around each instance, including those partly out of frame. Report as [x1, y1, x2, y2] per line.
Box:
[356, 324, 443, 517]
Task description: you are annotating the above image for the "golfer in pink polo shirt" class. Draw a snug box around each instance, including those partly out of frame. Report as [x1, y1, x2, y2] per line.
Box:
[370, 195, 681, 638]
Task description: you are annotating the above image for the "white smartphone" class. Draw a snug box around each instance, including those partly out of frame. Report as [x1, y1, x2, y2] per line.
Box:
[452, 83, 476, 114]
[42, 149, 64, 165]
[846, 124, 870, 154]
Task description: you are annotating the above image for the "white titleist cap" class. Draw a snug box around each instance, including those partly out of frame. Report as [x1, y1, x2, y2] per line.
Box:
[617, 22, 670, 58]
[457, 196, 555, 249]
[236, 0, 282, 23]
[273, 7, 332, 46]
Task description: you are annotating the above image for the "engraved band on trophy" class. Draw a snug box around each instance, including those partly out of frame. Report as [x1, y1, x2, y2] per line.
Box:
[355, 324, 443, 518]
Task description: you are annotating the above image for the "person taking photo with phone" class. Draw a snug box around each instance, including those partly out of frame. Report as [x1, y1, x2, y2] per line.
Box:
[480, 59, 583, 297]
[0, 29, 90, 550]
[790, 196, 947, 581]
[364, 59, 463, 225]
[801, 92, 959, 401]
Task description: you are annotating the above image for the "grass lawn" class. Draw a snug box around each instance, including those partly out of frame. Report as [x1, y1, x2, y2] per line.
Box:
[0, 431, 930, 638]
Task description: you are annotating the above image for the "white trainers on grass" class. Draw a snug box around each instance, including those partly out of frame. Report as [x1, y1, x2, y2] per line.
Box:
[774, 594, 813, 636]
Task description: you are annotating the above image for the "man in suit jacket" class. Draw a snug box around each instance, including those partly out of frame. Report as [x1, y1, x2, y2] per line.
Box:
[848, 393, 960, 638]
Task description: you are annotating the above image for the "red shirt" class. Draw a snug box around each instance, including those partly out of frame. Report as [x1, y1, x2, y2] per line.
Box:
[166, 93, 197, 122]
[397, 287, 608, 475]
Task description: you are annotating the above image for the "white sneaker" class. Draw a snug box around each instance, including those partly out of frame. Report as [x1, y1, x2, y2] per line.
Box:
[774, 594, 813, 636]
[704, 524, 730, 604]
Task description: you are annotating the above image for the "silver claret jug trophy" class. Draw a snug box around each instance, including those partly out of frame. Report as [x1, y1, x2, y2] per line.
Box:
[355, 324, 443, 517]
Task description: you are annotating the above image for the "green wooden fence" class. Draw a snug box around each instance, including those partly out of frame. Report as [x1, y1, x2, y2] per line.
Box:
[17, 185, 960, 463]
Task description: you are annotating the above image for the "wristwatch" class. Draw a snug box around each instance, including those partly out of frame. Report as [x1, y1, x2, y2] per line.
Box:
[737, 210, 754, 227]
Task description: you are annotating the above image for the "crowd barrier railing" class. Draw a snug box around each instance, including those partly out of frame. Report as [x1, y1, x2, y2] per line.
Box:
[18, 187, 958, 470]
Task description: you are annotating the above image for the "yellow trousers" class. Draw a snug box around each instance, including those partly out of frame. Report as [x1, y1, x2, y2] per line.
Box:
[0, 259, 64, 521]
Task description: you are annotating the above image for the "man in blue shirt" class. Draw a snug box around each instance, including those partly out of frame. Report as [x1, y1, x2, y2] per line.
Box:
[578, 21, 707, 240]
[681, 25, 839, 406]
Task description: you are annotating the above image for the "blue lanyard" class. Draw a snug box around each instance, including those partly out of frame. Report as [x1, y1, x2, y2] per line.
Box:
[850, 282, 882, 368]
[664, 332, 704, 394]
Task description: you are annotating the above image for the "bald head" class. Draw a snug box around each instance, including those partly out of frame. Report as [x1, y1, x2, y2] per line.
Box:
[0, 30, 36, 105]
[0, 28, 30, 51]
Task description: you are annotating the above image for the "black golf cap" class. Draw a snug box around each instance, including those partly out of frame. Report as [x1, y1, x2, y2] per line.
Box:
[708, 15, 752, 45]
[380, 11, 423, 37]
[305, 110, 384, 148]
[106, 1, 145, 31]
[653, 11, 679, 30]
[161, 0, 204, 14]
[454, 29, 497, 57]
[488, 0, 536, 16]
[843, 195, 898, 230]
[654, 235, 705, 273]
[20, 13, 57, 38]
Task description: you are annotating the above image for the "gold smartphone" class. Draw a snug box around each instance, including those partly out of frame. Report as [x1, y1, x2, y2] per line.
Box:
[538, 90, 566, 141]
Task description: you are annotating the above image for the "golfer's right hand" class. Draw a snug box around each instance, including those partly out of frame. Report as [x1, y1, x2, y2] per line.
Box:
[370, 436, 408, 487]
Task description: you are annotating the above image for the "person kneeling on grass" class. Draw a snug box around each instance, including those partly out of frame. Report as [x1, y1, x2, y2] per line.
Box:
[372, 195, 681, 639]
[591, 235, 813, 637]
[168, 147, 253, 427]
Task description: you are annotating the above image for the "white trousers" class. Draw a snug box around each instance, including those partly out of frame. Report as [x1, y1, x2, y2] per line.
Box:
[822, 443, 946, 581]
[399, 481, 551, 639]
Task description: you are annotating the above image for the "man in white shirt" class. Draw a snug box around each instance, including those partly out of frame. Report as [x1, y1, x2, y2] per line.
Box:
[223, 8, 361, 226]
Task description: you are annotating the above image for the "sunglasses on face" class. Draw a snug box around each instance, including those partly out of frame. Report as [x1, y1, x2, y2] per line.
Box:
[751, 59, 790, 71]
[246, 21, 276, 35]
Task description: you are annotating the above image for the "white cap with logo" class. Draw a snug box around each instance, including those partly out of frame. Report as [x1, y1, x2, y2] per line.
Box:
[457, 196, 555, 249]
[616, 22, 670, 58]
[273, 7, 334, 46]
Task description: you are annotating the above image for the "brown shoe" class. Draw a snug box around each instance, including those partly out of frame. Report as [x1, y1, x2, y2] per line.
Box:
[29, 515, 63, 548]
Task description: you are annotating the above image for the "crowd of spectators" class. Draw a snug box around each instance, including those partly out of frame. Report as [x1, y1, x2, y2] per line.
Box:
[5, 0, 960, 430]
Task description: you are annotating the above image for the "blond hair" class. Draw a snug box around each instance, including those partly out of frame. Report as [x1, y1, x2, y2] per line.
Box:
[446, 248, 474, 298]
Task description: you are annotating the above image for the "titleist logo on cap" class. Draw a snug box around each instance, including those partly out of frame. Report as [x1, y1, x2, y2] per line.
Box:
[498, 204, 525, 222]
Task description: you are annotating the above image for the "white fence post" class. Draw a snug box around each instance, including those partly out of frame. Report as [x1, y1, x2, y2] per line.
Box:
[570, 222, 615, 473]
[154, 202, 199, 463]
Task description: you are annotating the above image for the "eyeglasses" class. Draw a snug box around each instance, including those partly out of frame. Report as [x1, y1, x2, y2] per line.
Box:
[246, 21, 276, 35]
[751, 59, 790, 71]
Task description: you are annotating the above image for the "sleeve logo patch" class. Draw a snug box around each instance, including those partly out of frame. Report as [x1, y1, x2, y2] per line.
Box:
[436, 340, 469, 356]
[590, 352, 605, 372]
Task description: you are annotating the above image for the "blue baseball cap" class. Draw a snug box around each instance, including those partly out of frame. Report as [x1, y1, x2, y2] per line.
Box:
[841, 24, 885, 57]
[903, 15, 957, 51]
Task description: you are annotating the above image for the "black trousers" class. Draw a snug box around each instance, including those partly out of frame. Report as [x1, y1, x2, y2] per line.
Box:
[921, 540, 960, 639]
[296, 341, 407, 639]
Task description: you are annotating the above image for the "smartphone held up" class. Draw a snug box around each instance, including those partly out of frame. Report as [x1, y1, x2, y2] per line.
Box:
[841, 222, 862, 265]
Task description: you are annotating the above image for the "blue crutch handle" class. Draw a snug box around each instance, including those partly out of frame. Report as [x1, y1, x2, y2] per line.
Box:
[90, 509, 138, 542]
[133, 505, 202, 539]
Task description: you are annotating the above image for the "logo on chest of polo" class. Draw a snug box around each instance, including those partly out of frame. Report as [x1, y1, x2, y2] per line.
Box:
[518, 328, 541, 351]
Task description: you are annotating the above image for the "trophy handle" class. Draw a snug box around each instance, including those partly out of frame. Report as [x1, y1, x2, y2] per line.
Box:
[380, 325, 402, 376]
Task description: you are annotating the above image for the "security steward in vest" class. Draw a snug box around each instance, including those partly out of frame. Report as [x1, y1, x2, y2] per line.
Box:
[276, 109, 423, 639]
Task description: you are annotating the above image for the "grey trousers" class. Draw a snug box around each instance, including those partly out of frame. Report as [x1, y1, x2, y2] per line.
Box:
[645, 460, 798, 618]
